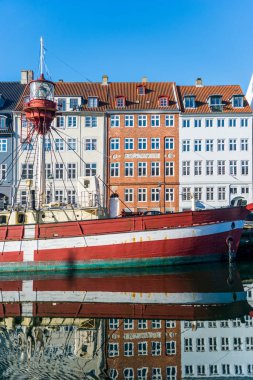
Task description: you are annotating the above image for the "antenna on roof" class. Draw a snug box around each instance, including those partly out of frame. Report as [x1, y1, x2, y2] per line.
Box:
[40, 36, 44, 76]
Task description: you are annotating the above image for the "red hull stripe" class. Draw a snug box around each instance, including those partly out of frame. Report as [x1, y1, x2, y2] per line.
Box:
[0, 251, 23, 262]
[34, 229, 241, 262]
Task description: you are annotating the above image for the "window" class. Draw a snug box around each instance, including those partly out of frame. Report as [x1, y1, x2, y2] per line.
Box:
[194, 161, 202, 175]
[209, 365, 218, 375]
[137, 85, 145, 95]
[182, 140, 190, 152]
[55, 189, 63, 202]
[125, 162, 134, 176]
[0, 164, 7, 180]
[248, 365, 253, 375]
[0, 139, 7, 152]
[20, 190, 27, 205]
[67, 138, 77, 151]
[184, 338, 193, 352]
[87, 97, 98, 108]
[151, 368, 162, 380]
[57, 98, 66, 111]
[108, 343, 119, 357]
[217, 139, 225, 151]
[109, 369, 118, 379]
[182, 187, 191, 201]
[125, 138, 134, 150]
[55, 138, 64, 151]
[110, 138, 120, 150]
[85, 138, 97, 151]
[246, 337, 253, 350]
[229, 160, 237, 176]
[182, 119, 190, 128]
[165, 188, 174, 201]
[124, 342, 134, 356]
[85, 163, 97, 176]
[151, 138, 160, 150]
[229, 118, 236, 127]
[182, 161, 190, 176]
[210, 95, 222, 106]
[138, 115, 147, 127]
[138, 320, 147, 329]
[241, 160, 249, 175]
[138, 138, 147, 150]
[67, 190, 76, 204]
[138, 188, 147, 202]
[197, 365, 205, 376]
[194, 118, 201, 127]
[22, 142, 33, 151]
[166, 320, 176, 328]
[194, 187, 202, 200]
[206, 187, 214, 201]
[110, 163, 119, 177]
[44, 138, 51, 151]
[124, 188, 134, 202]
[110, 115, 120, 127]
[159, 96, 168, 107]
[218, 187, 226, 201]
[166, 341, 176, 355]
[241, 138, 248, 151]
[206, 160, 214, 175]
[85, 116, 97, 127]
[21, 164, 33, 179]
[165, 138, 174, 150]
[70, 98, 78, 110]
[0, 116, 6, 129]
[56, 116, 65, 128]
[151, 162, 160, 176]
[151, 341, 161, 356]
[151, 188, 160, 202]
[209, 337, 217, 351]
[234, 365, 243, 375]
[116, 97, 125, 107]
[109, 319, 119, 330]
[217, 160, 225, 175]
[194, 139, 202, 152]
[220, 320, 229, 327]
[124, 319, 134, 330]
[229, 139, 237, 151]
[165, 162, 174, 176]
[165, 115, 174, 127]
[151, 320, 161, 329]
[124, 368, 134, 380]
[55, 163, 64, 179]
[67, 116, 77, 128]
[217, 118, 225, 127]
[184, 96, 195, 108]
[233, 95, 243, 107]
[137, 368, 148, 380]
[45, 164, 52, 179]
[205, 118, 213, 127]
[233, 337, 242, 351]
[185, 366, 193, 376]
[242, 186, 249, 194]
[138, 341, 147, 355]
[196, 338, 205, 352]
[166, 366, 177, 380]
[138, 162, 147, 176]
[241, 118, 248, 127]
[206, 139, 214, 151]
[125, 115, 134, 127]
[222, 364, 230, 375]
[67, 163, 76, 179]
[151, 115, 160, 127]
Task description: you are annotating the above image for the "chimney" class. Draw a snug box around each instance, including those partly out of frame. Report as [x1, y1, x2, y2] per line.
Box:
[142, 76, 148, 83]
[21, 70, 34, 84]
[102, 75, 108, 85]
[58, 79, 64, 82]
[195, 77, 203, 87]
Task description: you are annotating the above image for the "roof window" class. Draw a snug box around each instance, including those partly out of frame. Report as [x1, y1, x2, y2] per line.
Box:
[209, 95, 223, 112]
[88, 97, 99, 108]
[159, 96, 169, 107]
[184, 95, 196, 108]
[137, 85, 146, 95]
[115, 96, 125, 108]
[0, 116, 7, 130]
[232, 95, 244, 108]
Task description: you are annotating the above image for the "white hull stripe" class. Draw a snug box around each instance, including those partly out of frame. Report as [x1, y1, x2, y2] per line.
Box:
[0, 220, 244, 253]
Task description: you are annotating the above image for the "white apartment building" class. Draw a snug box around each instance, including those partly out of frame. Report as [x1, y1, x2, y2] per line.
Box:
[178, 81, 253, 211]
[14, 80, 108, 209]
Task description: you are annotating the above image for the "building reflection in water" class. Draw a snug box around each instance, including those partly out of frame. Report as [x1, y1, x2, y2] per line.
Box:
[0, 262, 252, 379]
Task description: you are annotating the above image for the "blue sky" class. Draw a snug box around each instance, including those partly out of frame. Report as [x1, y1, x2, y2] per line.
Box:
[1, 0, 253, 91]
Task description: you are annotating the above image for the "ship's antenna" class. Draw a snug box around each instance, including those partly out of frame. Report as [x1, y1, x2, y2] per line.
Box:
[40, 36, 44, 76]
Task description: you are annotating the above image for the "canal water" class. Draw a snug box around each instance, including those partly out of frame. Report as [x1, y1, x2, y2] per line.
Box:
[0, 261, 252, 379]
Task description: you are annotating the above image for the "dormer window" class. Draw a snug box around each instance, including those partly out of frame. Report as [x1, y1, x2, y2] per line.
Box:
[57, 98, 66, 111]
[159, 96, 169, 107]
[137, 85, 146, 95]
[184, 96, 196, 108]
[209, 95, 223, 111]
[88, 97, 98, 108]
[232, 95, 243, 108]
[115, 96, 125, 108]
[70, 98, 79, 110]
[0, 116, 7, 130]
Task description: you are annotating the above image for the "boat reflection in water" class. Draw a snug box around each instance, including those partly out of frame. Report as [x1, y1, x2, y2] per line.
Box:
[0, 263, 252, 379]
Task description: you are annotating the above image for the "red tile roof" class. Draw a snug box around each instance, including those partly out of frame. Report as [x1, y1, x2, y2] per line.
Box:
[177, 85, 252, 114]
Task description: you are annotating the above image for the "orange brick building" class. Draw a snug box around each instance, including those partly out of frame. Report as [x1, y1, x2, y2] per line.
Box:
[106, 318, 181, 379]
[107, 80, 180, 213]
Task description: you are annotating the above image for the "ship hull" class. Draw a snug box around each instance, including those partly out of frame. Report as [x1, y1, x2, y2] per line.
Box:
[0, 207, 248, 272]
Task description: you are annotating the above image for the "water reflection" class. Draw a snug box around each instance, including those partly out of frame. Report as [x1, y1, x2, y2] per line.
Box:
[0, 262, 252, 379]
